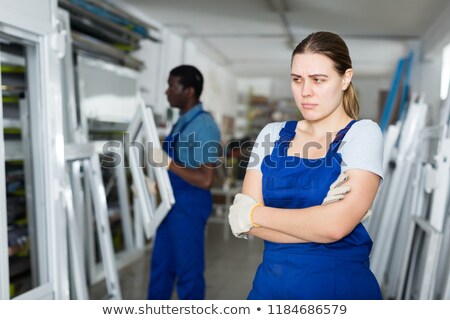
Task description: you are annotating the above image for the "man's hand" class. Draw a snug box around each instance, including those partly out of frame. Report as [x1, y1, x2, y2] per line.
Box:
[148, 147, 172, 169]
[131, 175, 156, 198]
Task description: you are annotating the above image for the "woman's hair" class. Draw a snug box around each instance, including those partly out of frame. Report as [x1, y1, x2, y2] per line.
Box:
[292, 31, 359, 119]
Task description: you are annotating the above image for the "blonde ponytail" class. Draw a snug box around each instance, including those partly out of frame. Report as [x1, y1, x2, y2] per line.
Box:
[343, 83, 359, 120]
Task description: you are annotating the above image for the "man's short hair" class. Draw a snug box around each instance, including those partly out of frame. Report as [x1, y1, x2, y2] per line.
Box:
[170, 65, 203, 99]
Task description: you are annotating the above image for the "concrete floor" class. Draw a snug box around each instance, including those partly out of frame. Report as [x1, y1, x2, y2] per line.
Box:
[90, 222, 264, 300]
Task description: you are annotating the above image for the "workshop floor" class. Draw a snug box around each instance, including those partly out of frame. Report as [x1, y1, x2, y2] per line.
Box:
[90, 222, 264, 300]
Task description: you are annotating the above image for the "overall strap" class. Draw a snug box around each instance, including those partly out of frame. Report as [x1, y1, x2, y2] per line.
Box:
[171, 110, 207, 141]
[275, 121, 297, 156]
[328, 120, 357, 155]
[166, 110, 208, 162]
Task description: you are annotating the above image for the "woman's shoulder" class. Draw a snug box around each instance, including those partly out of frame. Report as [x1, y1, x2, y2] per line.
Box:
[257, 121, 287, 140]
[347, 119, 382, 137]
[352, 119, 381, 130]
[262, 121, 287, 132]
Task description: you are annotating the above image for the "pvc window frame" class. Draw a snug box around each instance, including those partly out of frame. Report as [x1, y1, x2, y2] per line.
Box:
[0, 19, 68, 300]
[127, 98, 175, 240]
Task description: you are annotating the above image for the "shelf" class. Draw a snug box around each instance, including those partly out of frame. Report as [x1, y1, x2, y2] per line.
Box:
[72, 31, 144, 71]
[1, 73, 26, 88]
[88, 118, 129, 133]
[107, 206, 122, 224]
[8, 243, 27, 257]
[9, 256, 30, 278]
[249, 96, 269, 104]
[8, 225, 28, 248]
[1, 87, 25, 95]
[0, 44, 25, 67]
[3, 119, 21, 129]
[59, 0, 142, 42]
[86, 0, 159, 37]
[69, 14, 133, 50]
[4, 140, 24, 161]
[2, 37, 34, 300]
[3, 105, 20, 120]
[59, 0, 159, 41]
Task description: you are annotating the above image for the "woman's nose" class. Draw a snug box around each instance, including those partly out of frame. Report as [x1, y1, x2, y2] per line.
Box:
[301, 81, 313, 97]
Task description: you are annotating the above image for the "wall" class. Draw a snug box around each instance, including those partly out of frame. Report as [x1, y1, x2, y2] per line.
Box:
[133, 28, 237, 139]
[421, 1, 450, 60]
[132, 28, 185, 131]
[353, 76, 392, 121]
[236, 75, 392, 123]
[0, 0, 54, 34]
[271, 78, 292, 100]
[184, 41, 238, 141]
[418, 0, 450, 124]
[115, 0, 450, 131]
[113, 0, 238, 139]
[417, 56, 443, 124]
[132, 39, 162, 114]
[237, 78, 273, 97]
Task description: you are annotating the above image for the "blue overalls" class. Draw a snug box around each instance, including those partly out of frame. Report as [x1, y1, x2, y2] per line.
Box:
[248, 120, 382, 300]
[147, 109, 213, 300]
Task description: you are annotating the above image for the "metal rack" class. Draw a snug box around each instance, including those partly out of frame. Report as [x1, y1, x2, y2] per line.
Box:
[0, 0, 69, 300]
[1, 0, 162, 300]
[65, 142, 123, 299]
[58, 9, 139, 295]
[369, 89, 450, 299]
[58, 0, 160, 71]
[55, 3, 168, 299]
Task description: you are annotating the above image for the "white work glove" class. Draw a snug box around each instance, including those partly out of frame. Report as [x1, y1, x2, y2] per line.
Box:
[228, 193, 261, 239]
[361, 209, 372, 222]
[148, 147, 172, 169]
[322, 172, 350, 205]
[322, 172, 372, 222]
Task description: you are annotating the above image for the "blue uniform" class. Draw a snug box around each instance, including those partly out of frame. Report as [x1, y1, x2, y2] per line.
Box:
[248, 120, 382, 300]
[147, 103, 220, 300]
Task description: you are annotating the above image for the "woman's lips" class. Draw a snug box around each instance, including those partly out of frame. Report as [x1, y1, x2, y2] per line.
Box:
[301, 103, 317, 109]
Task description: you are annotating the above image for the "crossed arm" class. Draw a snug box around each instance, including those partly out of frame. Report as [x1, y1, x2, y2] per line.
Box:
[240, 169, 380, 243]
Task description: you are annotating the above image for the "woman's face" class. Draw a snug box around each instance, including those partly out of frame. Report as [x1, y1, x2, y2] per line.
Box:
[290, 53, 351, 122]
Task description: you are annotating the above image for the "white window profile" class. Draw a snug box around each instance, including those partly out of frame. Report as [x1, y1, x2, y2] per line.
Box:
[440, 42, 450, 100]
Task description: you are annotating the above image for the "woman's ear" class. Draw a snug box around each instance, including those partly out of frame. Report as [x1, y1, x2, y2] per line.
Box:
[342, 68, 353, 90]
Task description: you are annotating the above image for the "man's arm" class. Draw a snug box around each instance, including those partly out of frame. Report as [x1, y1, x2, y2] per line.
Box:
[169, 163, 216, 190]
[156, 119, 220, 190]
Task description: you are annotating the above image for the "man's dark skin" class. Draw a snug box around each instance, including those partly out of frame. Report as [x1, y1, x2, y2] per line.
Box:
[165, 74, 215, 190]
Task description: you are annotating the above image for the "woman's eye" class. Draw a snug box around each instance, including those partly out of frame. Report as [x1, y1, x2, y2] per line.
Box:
[314, 78, 323, 83]
[292, 78, 302, 83]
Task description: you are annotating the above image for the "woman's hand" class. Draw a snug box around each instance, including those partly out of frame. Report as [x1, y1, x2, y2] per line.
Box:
[322, 172, 350, 205]
[228, 193, 262, 239]
[322, 172, 372, 222]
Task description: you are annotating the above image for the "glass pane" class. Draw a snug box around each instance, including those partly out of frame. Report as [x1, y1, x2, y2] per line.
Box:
[77, 56, 137, 285]
[1, 38, 39, 298]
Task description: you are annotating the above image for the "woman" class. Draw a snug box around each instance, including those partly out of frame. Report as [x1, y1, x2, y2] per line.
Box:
[229, 31, 383, 299]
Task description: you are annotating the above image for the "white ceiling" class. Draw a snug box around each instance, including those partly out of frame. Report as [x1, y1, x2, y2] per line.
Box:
[124, 0, 449, 78]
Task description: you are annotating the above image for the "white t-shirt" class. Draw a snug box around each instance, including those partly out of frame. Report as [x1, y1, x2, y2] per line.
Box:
[247, 119, 384, 180]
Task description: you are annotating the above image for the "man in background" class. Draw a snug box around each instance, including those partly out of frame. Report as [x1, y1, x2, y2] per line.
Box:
[147, 65, 221, 299]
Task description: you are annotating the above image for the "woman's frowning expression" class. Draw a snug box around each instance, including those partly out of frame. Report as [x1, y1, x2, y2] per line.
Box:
[291, 53, 352, 122]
